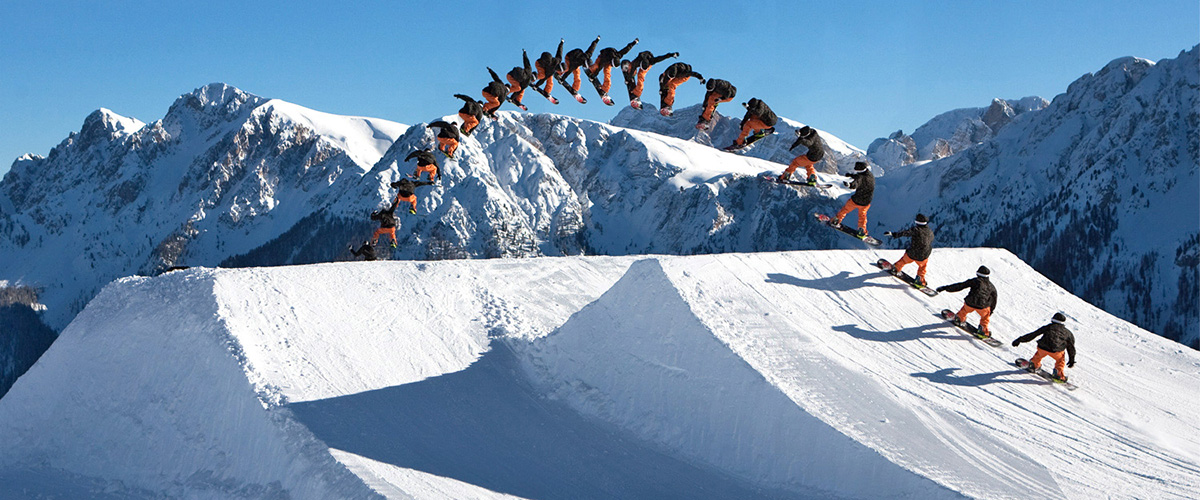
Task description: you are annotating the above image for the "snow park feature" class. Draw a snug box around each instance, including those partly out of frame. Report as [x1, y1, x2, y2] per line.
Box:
[1, 249, 1198, 499]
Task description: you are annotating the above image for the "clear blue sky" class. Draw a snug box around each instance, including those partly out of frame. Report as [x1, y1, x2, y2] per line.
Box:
[1, 1, 1196, 176]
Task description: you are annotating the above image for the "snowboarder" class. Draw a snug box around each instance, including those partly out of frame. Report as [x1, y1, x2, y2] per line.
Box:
[349, 240, 377, 261]
[883, 213, 935, 287]
[697, 78, 736, 130]
[833, 161, 874, 237]
[780, 126, 824, 183]
[428, 121, 461, 159]
[936, 265, 999, 336]
[454, 94, 485, 136]
[507, 50, 540, 109]
[657, 61, 704, 116]
[560, 36, 601, 99]
[369, 199, 402, 248]
[405, 148, 441, 183]
[1012, 312, 1077, 382]
[389, 178, 435, 215]
[587, 37, 639, 102]
[621, 50, 678, 109]
[725, 98, 777, 150]
[482, 68, 510, 117]
[534, 39, 565, 97]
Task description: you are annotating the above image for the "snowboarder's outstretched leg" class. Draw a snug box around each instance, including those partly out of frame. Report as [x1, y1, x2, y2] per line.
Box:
[1029, 348, 1067, 379]
[893, 254, 929, 286]
[954, 304, 992, 336]
[834, 199, 871, 235]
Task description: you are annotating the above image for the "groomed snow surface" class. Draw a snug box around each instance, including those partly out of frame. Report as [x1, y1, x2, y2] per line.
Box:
[1, 249, 1198, 499]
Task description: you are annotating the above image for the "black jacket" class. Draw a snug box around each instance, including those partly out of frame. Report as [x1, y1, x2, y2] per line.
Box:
[704, 78, 737, 100]
[563, 37, 599, 71]
[743, 98, 778, 127]
[536, 40, 564, 74]
[484, 68, 508, 98]
[390, 178, 434, 198]
[428, 121, 460, 141]
[454, 94, 484, 120]
[405, 149, 438, 166]
[370, 199, 401, 228]
[892, 224, 935, 261]
[845, 169, 875, 206]
[627, 50, 676, 72]
[350, 242, 377, 261]
[659, 62, 704, 84]
[508, 51, 536, 89]
[940, 276, 996, 311]
[1015, 323, 1076, 361]
[593, 39, 638, 70]
[789, 129, 825, 162]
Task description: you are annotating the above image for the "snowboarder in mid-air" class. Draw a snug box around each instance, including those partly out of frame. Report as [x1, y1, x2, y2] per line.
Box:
[534, 39, 565, 98]
[725, 98, 777, 150]
[937, 265, 999, 336]
[454, 94, 485, 136]
[482, 68, 510, 117]
[697, 78, 736, 130]
[427, 121, 461, 159]
[657, 61, 704, 116]
[780, 126, 824, 184]
[621, 50, 678, 109]
[405, 148, 441, 183]
[833, 161, 875, 237]
[389, 178, 435, 215]
[369, 199, 402, 248]
[883, 213, 935, 287]
[506, 51, 542, 109]
[587, 37, 638, 104]
[349, 240, 377, 261]
[559, 36, 601, 103]
[1012, 312, 1077, 382]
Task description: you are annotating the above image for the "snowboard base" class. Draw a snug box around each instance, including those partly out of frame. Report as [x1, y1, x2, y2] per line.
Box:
[761, 174, 832, 189]
[939, 309, 1002, 346]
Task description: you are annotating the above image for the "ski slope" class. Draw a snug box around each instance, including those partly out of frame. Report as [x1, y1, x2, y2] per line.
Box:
[1, 249, 1197, 499]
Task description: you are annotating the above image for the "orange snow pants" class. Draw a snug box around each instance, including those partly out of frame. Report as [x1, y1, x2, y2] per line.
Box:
[954, 304, 992, 335]
[458, 112, 479, 135]
[506, 75, 526, 105]
[633, 68, 649, 99]
[569, 67, 584, 93]
[414, 163, 439, 181]
[589, 63, 613, 94]
[661, 76, 690, 108]
[372, 227, 397, 245]
[483, 91, 502, 115]
[834, 199, 870, 232]
[701, 92, 733, 122]
[392, 193, 417, 212]
[437, 136, 458, 158]
[536, 63, 555, 94]
[894, 253, 929, 282]
[1030, 348, 1067, 377]
[783, 156, 817, 180]
[736, 116, 770, 146]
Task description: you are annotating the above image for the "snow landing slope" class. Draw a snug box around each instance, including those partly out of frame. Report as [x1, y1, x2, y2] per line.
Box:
[1, 249, 1198, 499]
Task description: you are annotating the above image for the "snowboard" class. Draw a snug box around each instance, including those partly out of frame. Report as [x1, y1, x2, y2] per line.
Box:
[660, 106, 673, 117]
[939, 309, 1002, 346]
[761, 174, 832, 189]
[554, 75, 587, 103]
[814, 213, 882, 246]
[1015, 359, 1078, 390]
[723, 129, 775, 152]
[871, 259, 936, 296]
[506, 97, 528, 111]
[528, 84, 559, 105]
[585, 71, 614, 105]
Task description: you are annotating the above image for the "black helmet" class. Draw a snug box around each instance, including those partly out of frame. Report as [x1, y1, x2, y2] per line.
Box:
[854, 161, 868, 172]
[915, 213, 929, 225]
[1052, 312, 1067, 324]
[976, 265, 990, 277]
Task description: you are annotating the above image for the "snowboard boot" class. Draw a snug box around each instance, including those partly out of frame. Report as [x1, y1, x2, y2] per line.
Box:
[1053, 371, 1068, 382]
[856, 228, 868, 238]
[777, 172, 791, 183]
[806, 174, 817, 185]
[914, 276, 927, 287]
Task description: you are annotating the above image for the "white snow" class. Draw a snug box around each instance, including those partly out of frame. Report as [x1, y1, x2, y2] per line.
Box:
[1, 249, 1197, 499]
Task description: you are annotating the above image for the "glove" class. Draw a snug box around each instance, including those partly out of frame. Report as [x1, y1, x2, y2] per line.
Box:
[1011, 340, 1020, 347]
[884, 231, 894, 237]
[843, 181, 850, 187]
[935, 286, 947, 292]
[671, 52, 680, 58]
[1067, 360, 1075, 368]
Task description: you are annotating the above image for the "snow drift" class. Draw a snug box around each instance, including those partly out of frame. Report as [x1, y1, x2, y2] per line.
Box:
[1, 249, 1197, 499]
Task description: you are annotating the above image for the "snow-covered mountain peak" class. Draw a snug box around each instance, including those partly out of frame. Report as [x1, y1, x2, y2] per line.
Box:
[79, 108, 145, 143]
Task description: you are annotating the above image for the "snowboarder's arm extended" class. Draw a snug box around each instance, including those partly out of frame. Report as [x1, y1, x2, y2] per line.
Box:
[617, 38, 638, 58]
[650, 52, 678, 65]
[523, 50, 532, 72]
[1013, 324, 1050, 345]
[890, 226, 917, 239]
[488, 67, 503, 84]
[688, 70, 705, 82]
[937, 278, 973, 294]
[454, 94, 474, 103]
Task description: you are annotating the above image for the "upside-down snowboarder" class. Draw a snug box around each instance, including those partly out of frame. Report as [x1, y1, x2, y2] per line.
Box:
[534, 39, 565, 98]
[657, 61, 704, 116]
[1012, 313, 1077, 382]
[937, 265, 999, 337]
[780, 126, 824, 184]
[883, 213, 935, 287]
[725, 98, 777, 150]
[587, 37, 639, 105]
[621, 50, 678, 109]
[559, 36, 601, 103]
